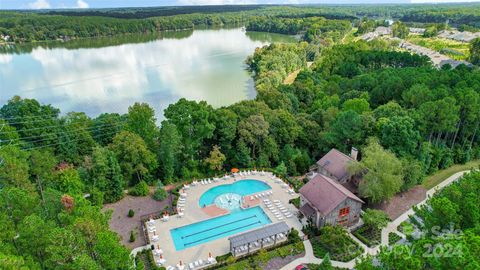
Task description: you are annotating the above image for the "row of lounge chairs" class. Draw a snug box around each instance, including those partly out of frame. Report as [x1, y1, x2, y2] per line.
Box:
[187, 256, 216, 270]
[264, 199, 294, 220]
[250, 190, 273, 200]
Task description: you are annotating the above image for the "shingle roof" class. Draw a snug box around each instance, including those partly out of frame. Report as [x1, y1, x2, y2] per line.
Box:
[316, 148, 354, 180]
[299, 174, 363, 216]
[228, 222, 290, 248]
[299, 203, 316, 217]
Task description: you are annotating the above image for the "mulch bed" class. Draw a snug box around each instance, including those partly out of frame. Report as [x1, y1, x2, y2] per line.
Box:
[103, 194, 173, 249]
[262, 252, 305, 270]
[372, 185, 427, 220]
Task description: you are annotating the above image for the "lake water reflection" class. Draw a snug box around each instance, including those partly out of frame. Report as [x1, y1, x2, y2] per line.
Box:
[0, 28, 296, 120]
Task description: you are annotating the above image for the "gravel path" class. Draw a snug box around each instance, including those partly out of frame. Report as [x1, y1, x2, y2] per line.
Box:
[103, 194, 173, 249]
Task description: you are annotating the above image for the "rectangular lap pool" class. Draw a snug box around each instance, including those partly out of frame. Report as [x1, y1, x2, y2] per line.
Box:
[170, 206, 271, 251]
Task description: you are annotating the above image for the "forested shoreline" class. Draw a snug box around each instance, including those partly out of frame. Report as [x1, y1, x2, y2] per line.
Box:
[1, 3, 480, 43]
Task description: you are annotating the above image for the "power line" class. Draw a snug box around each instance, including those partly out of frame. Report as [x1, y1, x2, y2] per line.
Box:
[21, 129, 122, 151]
[2, 121, 123, 142]
[0, 114, 60, 121]
[6, 123, 124, 146]
[3, 116, 63, 126]
[0, 118, 125, 135]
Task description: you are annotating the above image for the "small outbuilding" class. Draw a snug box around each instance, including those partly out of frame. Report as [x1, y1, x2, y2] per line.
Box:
[228, 222, 290, 256]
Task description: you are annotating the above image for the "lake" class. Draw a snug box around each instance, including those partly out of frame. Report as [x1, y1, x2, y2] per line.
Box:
[0, 28, 296, 120]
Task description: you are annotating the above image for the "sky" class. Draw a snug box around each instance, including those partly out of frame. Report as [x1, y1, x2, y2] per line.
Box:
[1, 0, 479, 10]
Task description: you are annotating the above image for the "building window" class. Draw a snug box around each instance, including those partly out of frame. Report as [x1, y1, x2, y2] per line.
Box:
[339, 207, 350, 217]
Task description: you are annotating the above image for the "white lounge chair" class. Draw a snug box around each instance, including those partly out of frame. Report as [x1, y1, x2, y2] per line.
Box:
[189, 262, 195, 269]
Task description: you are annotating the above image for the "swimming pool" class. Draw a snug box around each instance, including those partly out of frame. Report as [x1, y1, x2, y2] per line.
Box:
[170, 206, 271, 250]
[199, 179, 271, 209]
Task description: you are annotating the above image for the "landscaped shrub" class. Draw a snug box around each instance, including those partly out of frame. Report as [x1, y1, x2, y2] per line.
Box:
[353, 225, 382, 247]
[214, 240, 305, 269]
[302, 223, 320, 238]
[138, 249, 164, 270]
[129, 230, 136, 242]
[135, 257, 145, 270]
[311, 226, 363, 262]
[289, 197, 300, 208]
[388, 232, 402, 245]
[288, 228, 302, 243]
[215, 253, 233, 263]
[152, 187, 167, 201]
[129, 180, 149, 196]
[128, 209, 135, 217]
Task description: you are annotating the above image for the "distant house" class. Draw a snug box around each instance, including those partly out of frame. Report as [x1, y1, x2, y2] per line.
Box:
[375, 26, 391, 36]
[409, 27, 425, 34]
[299, 174, 364, 228]
[313, 148, 358, 185]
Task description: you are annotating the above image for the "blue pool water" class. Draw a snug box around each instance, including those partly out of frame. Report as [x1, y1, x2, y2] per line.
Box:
[170, 206, 271, 250]
[199, 179, 271, 207]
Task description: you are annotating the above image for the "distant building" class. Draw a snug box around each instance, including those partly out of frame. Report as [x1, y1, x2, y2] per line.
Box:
[299, 174, 364, 228]
[312, 148, 359, 185]
[375, 26, 391, 36]
[409, 27, 425, 34]
[438, 30, 480, 42]
[308, 147, 361, 189]
[360, 26, 392, 41]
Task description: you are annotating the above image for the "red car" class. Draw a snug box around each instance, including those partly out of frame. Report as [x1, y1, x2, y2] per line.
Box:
[295, 265, 309, 270]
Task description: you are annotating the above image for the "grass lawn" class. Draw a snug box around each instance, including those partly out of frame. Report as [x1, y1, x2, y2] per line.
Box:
[283, 69, 301, 85]
[422, 160, 480, 190]
[407, 36, 470, 60]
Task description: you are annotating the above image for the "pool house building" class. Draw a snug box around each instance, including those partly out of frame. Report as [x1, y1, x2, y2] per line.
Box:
[228, 222, 290, 257]
[299, 174, 364, 228]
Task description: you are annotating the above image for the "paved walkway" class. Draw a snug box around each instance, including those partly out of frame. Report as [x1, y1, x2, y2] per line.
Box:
[281, 170, 470, 270]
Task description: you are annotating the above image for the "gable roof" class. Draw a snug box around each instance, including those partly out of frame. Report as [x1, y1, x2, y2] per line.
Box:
[316, 148, 354, 180]
[299, 174, 364, 216]
[299, 202, 316, 218]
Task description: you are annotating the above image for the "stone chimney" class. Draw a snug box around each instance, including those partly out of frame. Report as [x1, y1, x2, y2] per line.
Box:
[350, 147, 358, 161]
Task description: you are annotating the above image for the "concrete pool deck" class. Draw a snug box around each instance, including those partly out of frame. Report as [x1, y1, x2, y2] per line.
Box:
[146, 172, 303, 268]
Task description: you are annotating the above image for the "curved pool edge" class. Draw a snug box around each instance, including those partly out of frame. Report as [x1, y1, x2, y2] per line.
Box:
[198, 179, 272, 208]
